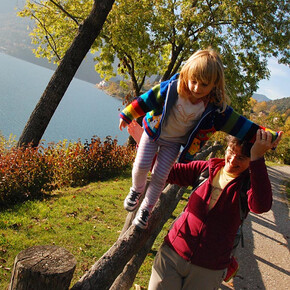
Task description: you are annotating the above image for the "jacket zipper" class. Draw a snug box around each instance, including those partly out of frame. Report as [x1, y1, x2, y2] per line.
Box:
[154, 80, 177, 141]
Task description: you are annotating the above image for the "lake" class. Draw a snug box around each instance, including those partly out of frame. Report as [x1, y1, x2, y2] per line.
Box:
[0, 52, 128, 145]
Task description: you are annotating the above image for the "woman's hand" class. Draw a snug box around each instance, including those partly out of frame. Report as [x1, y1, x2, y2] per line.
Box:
[127, 120, 144, 144]
[250, 129, 283, 161]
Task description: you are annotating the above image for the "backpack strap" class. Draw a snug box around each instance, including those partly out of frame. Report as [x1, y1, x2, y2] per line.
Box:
[238, 176, 251, 247]
[192, 167, 209, 192]
[186, 167, 209, 205]
[189, 167, 250, 222]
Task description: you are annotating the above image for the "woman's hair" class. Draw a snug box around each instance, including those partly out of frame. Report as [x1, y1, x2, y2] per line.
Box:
[226, 135, 251, 157]
[178, 48, 230, 111]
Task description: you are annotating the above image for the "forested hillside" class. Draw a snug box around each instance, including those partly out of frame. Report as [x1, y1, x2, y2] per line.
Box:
[267, 97, 290, 113]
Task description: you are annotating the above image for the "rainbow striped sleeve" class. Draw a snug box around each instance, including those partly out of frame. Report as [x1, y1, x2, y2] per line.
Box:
[219, 106, 279, 143]
[120, 83, 165, 124]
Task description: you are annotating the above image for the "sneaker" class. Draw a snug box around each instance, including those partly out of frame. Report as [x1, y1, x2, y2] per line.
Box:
[224, 256, 239, 282]
[133, 208, 150, 229]
[124, 188, 142, 211]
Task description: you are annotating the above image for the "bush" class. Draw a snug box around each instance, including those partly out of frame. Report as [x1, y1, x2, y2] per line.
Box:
[0, 145, 52, 206]
[0, 136, 136, 207]
[265, 135, 290, 165]
[83, 137, 129, 180]
[47, 136, 136, 187]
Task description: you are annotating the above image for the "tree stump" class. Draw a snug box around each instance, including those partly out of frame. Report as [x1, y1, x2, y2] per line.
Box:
[9, 245, 76, 290]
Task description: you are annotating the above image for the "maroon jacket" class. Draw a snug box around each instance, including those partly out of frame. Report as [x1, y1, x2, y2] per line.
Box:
[164, 157, 272, 270]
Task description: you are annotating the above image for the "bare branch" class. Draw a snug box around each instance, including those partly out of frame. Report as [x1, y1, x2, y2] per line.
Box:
[31, 14, 61, 60]
[49, 0, 80, 26]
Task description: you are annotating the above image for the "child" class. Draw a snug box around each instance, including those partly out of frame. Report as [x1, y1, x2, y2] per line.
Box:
[119, 48, 279, 229]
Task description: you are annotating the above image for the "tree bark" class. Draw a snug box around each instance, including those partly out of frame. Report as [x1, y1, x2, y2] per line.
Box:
[9, 245, 76, 290]
[17, 0, 115, 147]
[109, 143, 223, 289]
[110, 185, 187, 290]
[71, 184, 186, 290]
[71, 143, 223, 290]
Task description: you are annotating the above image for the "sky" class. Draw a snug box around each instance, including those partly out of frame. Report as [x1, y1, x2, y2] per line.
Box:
[256, 58, 290, 100]
[4, 0, 290, 101]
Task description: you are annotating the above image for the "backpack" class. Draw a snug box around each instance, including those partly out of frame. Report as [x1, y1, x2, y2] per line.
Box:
[191, 167, 251, 249]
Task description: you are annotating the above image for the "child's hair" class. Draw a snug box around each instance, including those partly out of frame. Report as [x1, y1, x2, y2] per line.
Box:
[178, 48, 230, 111]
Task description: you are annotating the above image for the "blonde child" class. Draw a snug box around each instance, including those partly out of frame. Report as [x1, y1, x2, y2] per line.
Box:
[119, 48, 279, 229]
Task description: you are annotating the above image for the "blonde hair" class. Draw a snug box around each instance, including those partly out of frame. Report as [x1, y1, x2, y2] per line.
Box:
[178, 49, 230, 111]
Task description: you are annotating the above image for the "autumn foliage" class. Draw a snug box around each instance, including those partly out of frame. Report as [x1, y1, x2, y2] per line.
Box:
[249, 98, 290, 165]
[0, 136, 135, 207]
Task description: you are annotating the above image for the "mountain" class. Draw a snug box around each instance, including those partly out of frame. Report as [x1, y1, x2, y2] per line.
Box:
[267, 97, 290, 113]
[252, 93, 271, 103]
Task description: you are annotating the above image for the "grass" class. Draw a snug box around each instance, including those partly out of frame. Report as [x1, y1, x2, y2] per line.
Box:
[265, 161, 285, 167]
[2, 163, 287, 289]
[0, 170, 189, 289]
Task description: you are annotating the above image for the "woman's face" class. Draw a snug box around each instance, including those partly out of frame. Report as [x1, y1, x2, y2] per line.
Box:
[187, 79, 215, 100]
[224, 145, 250, 176]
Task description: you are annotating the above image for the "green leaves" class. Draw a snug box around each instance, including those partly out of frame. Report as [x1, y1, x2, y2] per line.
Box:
[18, 0, 91, 63]
[18, 0, 289, 108]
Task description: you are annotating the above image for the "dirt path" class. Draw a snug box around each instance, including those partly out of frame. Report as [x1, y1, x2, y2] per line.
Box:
[220, 165, 290, 290]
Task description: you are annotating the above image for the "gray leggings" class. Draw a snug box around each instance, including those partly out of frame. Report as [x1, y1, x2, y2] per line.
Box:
[132, 132, 181, 211]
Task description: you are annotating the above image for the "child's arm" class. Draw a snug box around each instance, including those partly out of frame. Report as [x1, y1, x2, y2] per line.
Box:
[216, 106, 281, 144]
[119, 82, 168, 125]
[179, 105, 281, 163]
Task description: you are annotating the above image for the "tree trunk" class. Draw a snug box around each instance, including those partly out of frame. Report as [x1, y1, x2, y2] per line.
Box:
[110, 185, 187, 290]
[9, 245, 76, 290]
[161, 44, 184, 81]
[110, 143, 223, 289]
[194, 142, 223, 160]
[71, 143, 223, 290]
[71, 184, 186, 290]
[17, 0, 115, 147]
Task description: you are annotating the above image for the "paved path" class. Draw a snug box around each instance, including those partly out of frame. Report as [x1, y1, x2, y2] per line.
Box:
[220, 165, 290, 290]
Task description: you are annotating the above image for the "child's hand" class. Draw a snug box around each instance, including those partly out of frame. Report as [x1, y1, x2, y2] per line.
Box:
[127, 120, 144, 144]
[119, 119, 128, 131]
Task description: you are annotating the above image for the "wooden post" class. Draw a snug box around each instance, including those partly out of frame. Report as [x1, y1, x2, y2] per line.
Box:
[9, 245, 76, 290]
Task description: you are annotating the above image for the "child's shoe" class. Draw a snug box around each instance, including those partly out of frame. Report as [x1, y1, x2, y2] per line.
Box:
[124, 188, 142, 211]
[224, 256, 239, 282]
[133, 208, 150, 229]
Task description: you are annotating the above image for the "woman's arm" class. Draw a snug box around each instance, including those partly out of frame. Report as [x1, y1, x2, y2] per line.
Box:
[167, 161, 209, 187]
[247, 130, 282, 213]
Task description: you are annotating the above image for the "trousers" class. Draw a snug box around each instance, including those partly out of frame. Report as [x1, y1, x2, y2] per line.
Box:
[148, 244, 226, 290]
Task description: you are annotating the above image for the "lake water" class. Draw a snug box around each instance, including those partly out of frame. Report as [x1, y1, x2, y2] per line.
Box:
[0, 52, 128, 145]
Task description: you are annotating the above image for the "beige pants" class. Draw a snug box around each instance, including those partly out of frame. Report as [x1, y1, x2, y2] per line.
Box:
[148, 244, 226, 290]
